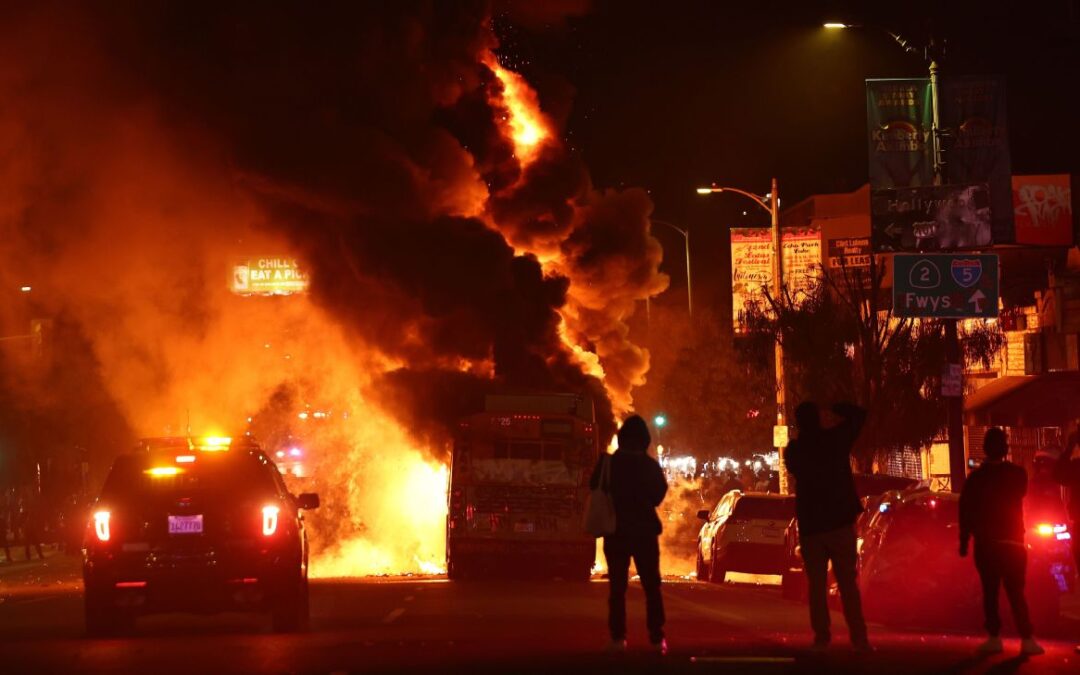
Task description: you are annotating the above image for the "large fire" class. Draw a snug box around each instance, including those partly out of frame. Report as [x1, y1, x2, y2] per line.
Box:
[482, 51, 555, 168]
[0, 6, 667, 579]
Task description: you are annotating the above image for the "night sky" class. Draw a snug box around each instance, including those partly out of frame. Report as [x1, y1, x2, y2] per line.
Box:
[499, 0, 1080, 312]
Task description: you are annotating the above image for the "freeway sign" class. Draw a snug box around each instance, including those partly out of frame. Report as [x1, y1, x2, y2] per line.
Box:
[893, 253, 999, 318]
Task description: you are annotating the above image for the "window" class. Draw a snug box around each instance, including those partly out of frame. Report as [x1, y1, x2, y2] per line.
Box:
[733, 497, 794, 520]
[509, 441, 542, 460]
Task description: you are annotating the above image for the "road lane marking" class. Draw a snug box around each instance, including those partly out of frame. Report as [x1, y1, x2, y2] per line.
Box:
[404, 595, 415, 602]
[382, 607, 406, 624]
[691, 657, 796, 664]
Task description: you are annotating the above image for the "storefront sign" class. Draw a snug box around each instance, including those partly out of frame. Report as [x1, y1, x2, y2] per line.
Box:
[231, 257, 309, 296]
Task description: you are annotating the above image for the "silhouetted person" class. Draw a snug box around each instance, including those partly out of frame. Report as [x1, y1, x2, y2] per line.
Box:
[719, 471, 743, 496]
[0, 490, 12, 563]
[784, 401, 869, 652]
[959, 428, 1044, 656]
[590, 415, 668, 654]
[19, 489, 45, 561]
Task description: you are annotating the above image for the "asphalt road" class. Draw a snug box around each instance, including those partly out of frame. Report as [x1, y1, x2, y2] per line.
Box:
[2, 553, 1079, 674]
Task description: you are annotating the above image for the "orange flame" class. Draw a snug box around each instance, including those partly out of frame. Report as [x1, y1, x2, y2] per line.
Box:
[483, 51, 554, 168]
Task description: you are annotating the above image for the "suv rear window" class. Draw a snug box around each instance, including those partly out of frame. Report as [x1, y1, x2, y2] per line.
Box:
[734, 497, 794, 521]
[100, 452, 280, 505]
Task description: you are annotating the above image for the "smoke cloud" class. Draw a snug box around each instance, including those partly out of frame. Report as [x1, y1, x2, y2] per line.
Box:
[0, 1, 666, 574]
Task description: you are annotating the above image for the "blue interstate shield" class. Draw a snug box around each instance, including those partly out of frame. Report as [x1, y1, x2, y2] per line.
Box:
[950, 258, 983, 288]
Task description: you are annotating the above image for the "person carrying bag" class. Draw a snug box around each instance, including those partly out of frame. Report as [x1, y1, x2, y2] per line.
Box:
[588, 415, 668, 654]
[584, 453, 616, 536]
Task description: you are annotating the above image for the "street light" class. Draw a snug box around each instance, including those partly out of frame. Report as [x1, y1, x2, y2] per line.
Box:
[697, 179, 789, 494]
[827, 22, 965, 493]
[649, 219, 692, 318]
[653, 414, 667, 428]
[822, 22, 850, 29]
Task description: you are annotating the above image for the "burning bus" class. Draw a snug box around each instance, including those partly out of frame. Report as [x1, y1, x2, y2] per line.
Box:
[446, 393, 599, 580]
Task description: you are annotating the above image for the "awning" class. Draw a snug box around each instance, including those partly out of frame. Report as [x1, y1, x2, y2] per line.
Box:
[964, 371, 1080, 427]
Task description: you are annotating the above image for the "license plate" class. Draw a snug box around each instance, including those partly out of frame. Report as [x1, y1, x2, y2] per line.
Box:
[168, 514, 204, 534]
[514, 521, 535, 533]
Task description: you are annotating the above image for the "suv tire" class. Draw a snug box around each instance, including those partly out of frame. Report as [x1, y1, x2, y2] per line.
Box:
[271, 576, 310, 633]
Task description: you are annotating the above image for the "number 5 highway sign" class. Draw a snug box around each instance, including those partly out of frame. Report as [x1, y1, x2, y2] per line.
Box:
[893, 254, 999, 319]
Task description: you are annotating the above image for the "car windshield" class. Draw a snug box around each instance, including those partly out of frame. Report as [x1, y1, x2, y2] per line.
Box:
[100, 452, 279, 505]
[733, 497, 794, 520]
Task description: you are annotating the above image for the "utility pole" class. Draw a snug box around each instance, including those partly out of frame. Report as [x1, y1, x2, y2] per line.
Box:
[696, 180, 788, 493]
[928, 57, 967, 493]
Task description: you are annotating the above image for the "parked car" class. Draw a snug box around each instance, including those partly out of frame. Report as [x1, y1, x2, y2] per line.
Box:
[696, 491, 794, 583]
[856, 490, 1074, 629]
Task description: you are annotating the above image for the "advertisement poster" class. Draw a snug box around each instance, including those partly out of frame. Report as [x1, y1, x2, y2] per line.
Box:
[730, 227, 821, 330]
[1012, 174, 1073, 246]
[940, 77, 1014, 244]
[871, 184, 992, 252]
[866, 78, 934, 191]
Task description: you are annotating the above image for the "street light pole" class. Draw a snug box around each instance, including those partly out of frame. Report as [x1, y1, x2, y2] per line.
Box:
[826, 22, 965, 492]
[696, 179, 789, 494]
[650, 219, 693, 319]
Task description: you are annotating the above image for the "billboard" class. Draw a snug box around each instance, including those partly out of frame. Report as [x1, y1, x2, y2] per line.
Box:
[231, 257, 309, 296]
[871, 183, 992, 252]
[730, 227, 821, 329]
[940, 77, 1013, 244]
[1012, 174, 1073, 246]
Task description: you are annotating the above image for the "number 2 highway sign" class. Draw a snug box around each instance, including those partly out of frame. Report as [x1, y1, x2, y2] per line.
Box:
[893, 254, 999, 319]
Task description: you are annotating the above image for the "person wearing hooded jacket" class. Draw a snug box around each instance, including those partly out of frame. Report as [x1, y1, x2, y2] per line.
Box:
[590, 415, 668, 654]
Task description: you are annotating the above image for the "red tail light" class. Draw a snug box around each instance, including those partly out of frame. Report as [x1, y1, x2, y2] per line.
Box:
[262, 505, 280, 536]
[93, 510, 111, 542]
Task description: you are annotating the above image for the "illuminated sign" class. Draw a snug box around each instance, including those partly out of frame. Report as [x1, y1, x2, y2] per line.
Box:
[231, 257, 309, 296]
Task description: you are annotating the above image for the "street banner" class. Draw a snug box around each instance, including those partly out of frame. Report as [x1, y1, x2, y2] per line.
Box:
[940, 77, 1013, 244]
[231, 256, 309, 295]
[871, 183, 992, 252]
[730, 227, 821, 330]
[866, 78, 934, 191]
[781, 227, 821, 302]
[1012, 174, 1074, 246]
[731, 228, 774, 330]
[893, 253, 999, 319]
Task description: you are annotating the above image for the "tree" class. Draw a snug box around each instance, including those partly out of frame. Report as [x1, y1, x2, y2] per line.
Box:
[658, 309, 773, 461]
[743, 257, 1005, 469]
